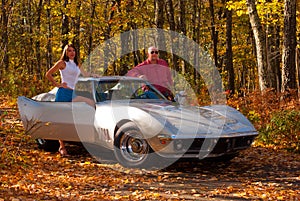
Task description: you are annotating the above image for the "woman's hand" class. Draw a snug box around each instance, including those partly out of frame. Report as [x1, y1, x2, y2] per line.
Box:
[58, 82, 68, 88]
[79, 66, 100, 78]
[139, 75, 147, 80]
[91, 73, 101, 78]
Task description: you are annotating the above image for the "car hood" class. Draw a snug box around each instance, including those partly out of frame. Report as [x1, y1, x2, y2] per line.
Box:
[126, 100, 257, 138]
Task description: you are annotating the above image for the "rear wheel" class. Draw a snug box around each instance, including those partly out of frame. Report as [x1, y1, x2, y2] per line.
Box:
[114, 122, 152, 168]
[36, 139, 60, 153]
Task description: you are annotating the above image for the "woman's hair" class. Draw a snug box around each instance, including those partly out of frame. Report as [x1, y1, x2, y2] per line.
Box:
[60, 44, 79, 65]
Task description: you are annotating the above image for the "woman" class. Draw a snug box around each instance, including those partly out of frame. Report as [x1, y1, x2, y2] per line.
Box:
[46, 44, 97, 156]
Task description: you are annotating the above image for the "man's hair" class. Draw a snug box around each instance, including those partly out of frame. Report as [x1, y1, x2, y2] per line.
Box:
[148, 46, 158, 54]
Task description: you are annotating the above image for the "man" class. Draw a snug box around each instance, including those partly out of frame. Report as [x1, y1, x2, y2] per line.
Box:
[127, 46, 174, 100]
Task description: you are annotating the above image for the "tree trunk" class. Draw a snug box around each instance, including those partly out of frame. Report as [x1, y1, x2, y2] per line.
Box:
[36, 0, 43, 79]
[27, 1, 34, 74]
[73, 1, 81, 62]
[209, 0, 219, 69]
[155, 0, 164, 33]
[178, 0, 187, 74]
[127, 0, 139, 73]
[103, 0, 117, 74]
[88, 1, 96, 56]
[61, 0, 69, 49]
[225, 4, 234, 96]
[120, 0, 134, 74]
[178, 0, 186, 35]
[281, 0, 297, 92]
[297, 48, 300, 97]
[1, 0, 10, 75]
[246, 0, 269, 91]
[165, 0, 179, 72]
[267, 25, 281, 92]
[192, 0, 201, 86]
[154, 0, 167, 60]
[46, 0, 53, 69]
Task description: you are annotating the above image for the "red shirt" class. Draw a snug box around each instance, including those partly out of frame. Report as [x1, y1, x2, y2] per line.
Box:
[127, 59, 173, 93]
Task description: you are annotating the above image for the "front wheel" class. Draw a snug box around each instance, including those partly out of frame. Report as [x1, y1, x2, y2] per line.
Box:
[114, 122, 153, 168]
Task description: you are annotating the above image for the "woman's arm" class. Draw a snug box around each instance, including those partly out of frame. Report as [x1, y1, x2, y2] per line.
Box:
[46, 60, 65, 87]
[79, 66, 100, 77]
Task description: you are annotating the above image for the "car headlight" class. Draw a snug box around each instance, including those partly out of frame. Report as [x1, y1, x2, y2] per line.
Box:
[157, 134, 173, 145]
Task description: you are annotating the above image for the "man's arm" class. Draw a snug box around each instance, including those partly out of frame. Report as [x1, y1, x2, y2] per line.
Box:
[127, 66, 141, 77]
[127, 60, 149, 77]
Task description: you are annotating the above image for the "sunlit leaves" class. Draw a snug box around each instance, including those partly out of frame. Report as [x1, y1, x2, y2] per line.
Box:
[1, 95, 300, 200]
[0, 0, 294, 100]
[226, 0, 248, 16]
[260, 110, 300, 152]
[227, 89, 300, 153]
[227, 0, 284, 25]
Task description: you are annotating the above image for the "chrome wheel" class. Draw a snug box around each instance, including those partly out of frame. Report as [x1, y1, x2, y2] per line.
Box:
[114, 122, 150, 168]
[119, 130, 149, 163]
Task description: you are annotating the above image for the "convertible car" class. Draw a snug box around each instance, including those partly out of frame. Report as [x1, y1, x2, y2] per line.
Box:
[18, 76, 258, 168]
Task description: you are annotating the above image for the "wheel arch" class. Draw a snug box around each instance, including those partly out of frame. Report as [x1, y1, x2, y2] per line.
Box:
[114, 119, 134, 137]
[113, 120, 158, 168]
[113, 120, 156, 151]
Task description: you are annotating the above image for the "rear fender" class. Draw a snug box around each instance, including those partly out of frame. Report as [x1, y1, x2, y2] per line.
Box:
[18, 96, 95, 142]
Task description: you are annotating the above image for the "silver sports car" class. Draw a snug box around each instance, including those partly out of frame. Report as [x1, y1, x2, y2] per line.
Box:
[18, 76, 258, 168]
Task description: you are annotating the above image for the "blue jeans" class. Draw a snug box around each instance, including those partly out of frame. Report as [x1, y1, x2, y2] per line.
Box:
[55, 88, 76, 102]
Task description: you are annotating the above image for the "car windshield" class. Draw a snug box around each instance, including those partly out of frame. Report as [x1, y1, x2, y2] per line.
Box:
[94, 79, 167, 102]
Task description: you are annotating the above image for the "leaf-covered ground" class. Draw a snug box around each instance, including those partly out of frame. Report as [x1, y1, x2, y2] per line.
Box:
[0, 98, 299, 201]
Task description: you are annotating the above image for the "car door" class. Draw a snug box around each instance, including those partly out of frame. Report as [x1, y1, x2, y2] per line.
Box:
[18, 96, 95, 142]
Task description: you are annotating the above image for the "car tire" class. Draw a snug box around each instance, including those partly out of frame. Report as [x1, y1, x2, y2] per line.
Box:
[114, 122, 154, 168]
[36, 139, 60, 153]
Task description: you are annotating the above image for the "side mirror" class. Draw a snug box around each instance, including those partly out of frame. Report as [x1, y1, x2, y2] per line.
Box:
[174, 91, 187, 105]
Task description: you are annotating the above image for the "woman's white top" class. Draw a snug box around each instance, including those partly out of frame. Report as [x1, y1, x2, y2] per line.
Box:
[60, 60, 81, 90]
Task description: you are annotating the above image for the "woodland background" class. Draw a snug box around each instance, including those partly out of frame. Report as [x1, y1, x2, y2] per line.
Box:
[0, 1, 299, 199]
[0, 0, 299, 152]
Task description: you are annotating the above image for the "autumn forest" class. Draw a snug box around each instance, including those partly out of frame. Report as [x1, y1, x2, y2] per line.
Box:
[0, 0, 300, 200]
[0, 0, 298, 97]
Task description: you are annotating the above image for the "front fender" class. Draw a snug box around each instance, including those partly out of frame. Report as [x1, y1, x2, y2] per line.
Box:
[94, 104, 166, 148]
